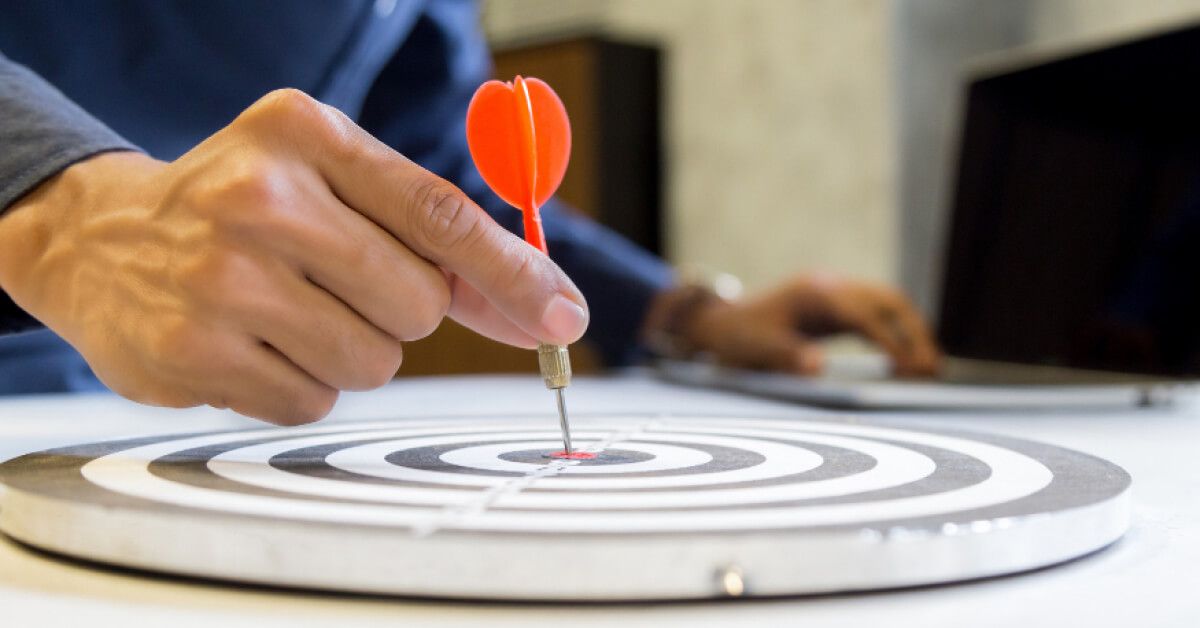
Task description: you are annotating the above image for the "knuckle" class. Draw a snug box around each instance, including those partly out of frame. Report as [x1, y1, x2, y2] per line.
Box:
[248, 88, 322, 126]
[222, 163, 288, 208]
[115, 380, 198, 410]
[185, 163, 291, 236]
[875, 286, 909, 310]
[354, 341, 404, 390]
[211, 190, 302, 252]
[242, 88, 348, 148]
[791, 276, 815, 293]
[495, 244, 543, 292]
[401, 308, 443, 343]
[410, 178, 480, 251]
[401, 284, 451, 341]
[283, 386, 339, 425]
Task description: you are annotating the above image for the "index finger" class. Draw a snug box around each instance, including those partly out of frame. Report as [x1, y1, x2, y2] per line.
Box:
[852, 295, 940, 376]
[890, 300, 942, 375]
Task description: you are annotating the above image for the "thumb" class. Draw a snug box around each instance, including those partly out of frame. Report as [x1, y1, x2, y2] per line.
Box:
[385, 177, 589, 346]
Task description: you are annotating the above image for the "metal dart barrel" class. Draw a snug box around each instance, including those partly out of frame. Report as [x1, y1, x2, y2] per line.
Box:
[537, 342, 574, 453]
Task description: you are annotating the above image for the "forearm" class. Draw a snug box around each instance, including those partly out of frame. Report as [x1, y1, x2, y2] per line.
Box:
[0, 52, 138, 332]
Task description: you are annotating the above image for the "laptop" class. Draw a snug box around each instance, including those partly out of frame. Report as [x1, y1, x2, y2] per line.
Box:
[660, 22, 1200, 409]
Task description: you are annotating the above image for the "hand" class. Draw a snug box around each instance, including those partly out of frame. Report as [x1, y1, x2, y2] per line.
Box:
[653, 274, 940, 376]
[0, 89, 589, 424]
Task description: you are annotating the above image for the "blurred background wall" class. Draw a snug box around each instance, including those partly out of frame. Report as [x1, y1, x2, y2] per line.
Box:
[485, 0, 896, 293]
[482, 0, 1200, 310]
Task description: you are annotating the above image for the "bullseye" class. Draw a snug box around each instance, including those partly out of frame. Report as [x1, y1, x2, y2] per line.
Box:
[547, 450, 597, 460]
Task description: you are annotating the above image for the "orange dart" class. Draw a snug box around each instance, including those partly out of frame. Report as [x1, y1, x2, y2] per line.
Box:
[466, 75, 571, 253]
[466, 76, 581, 456]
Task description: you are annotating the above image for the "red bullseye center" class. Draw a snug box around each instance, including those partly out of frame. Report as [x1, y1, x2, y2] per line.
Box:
[549, 450, 597, 460]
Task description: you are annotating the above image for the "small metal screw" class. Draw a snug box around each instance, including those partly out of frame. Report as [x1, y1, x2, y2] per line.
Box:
[717, 565, 746, 597]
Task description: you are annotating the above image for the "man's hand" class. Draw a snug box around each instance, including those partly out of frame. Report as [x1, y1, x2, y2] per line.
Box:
[0, 89, 589, 424]
[651, 274, 940, 376]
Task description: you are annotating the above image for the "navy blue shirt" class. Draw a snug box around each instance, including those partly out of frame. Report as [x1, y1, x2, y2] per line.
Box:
[0, 0, 673, 392]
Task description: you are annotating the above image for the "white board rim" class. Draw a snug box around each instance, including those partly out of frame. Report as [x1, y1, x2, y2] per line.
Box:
[0, 484, 1131, 601]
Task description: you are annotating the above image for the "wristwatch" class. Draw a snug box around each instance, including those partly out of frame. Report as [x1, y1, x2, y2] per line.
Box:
[643, 268, 743, 360]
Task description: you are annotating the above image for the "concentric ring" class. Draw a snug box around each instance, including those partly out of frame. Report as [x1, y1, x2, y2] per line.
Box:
[40, 416, 1057, 532]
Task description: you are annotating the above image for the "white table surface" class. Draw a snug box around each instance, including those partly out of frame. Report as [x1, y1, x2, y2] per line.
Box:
[0, 374, 1197, 627]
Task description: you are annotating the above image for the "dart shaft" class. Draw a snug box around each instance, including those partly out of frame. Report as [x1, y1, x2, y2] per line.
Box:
[537, 343, 574, 452]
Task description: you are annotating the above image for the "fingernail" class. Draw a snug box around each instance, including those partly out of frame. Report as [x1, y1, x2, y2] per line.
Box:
[540, 294, 588, 343]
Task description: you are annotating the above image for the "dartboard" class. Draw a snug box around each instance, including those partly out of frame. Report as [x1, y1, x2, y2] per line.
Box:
[0, 415, 1130, 600]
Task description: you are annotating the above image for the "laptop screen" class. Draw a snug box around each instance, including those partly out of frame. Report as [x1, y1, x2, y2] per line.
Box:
[938, 24, 1200, 377]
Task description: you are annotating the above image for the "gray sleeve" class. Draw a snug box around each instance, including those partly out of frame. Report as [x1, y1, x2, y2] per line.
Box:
[0, 52, 139, 210]
[0, 52, 140, 333]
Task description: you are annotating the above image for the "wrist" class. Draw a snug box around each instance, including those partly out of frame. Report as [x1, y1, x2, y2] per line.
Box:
[642, 283, 729, 359]
[0, 150, 158, 317]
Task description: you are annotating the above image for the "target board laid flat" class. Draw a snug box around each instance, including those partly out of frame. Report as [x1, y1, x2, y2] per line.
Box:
[0, 415, 1130, 601]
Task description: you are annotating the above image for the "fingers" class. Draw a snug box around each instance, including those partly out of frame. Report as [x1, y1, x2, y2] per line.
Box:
[839, 289, 940, 376]
[267, 172, 452, 343]
[235, 258, 406, 391]
[749, 332, 825, 375]
[209, 340, 339, 426]
[727, 275, 940, 377]
[889, 299, 941, 375]
[715, 326, 825, 375]
[446, 273, 539, 349]
[242, 90, 589, 346]
[142, 319, 338, 425]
